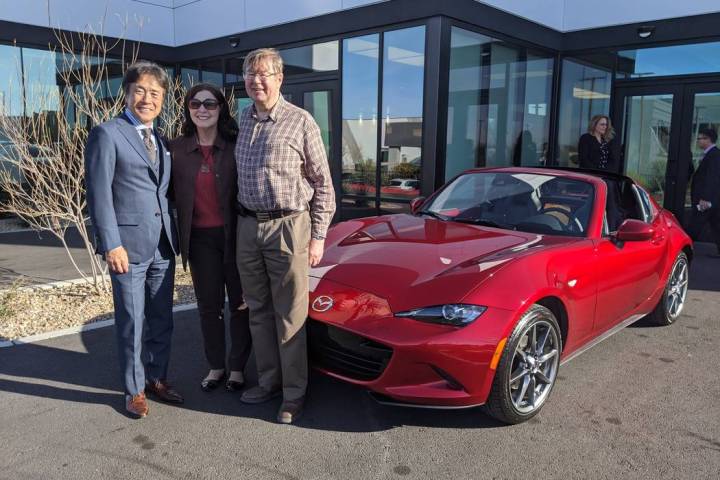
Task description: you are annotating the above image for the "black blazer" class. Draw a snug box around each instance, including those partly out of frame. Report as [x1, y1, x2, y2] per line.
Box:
[169, 135, 238, 269]
[578, 133, 617, 171]
[691, 146, 720, 207]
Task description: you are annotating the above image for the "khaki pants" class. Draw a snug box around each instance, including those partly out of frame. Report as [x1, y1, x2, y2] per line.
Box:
[236, 211, 310, 401]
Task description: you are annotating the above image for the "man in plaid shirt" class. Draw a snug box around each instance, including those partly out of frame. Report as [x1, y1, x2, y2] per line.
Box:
[235, 47, 335, 424]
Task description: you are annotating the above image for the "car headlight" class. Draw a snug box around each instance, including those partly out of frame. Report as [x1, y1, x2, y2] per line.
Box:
[395, 304, 487, 326]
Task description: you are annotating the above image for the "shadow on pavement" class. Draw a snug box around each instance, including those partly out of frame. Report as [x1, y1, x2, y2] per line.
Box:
[0, 308, 505, 432]
[0, 227, 86, 248]
[0, 227, 90, 288]
[3, 242, 717, 430]
[687, 242, 720, 292]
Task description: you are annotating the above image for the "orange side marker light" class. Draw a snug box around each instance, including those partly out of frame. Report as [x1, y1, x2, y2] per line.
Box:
[489, 338, 507, 370]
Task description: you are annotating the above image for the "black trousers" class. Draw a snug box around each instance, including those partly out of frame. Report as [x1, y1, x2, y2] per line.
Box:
[688, 207, 720, 253]
[189, 226, 251, 371]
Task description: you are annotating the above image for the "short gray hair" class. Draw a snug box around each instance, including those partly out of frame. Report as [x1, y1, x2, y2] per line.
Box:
[122, 60, 169, 95]
[243, 48, 284, 75]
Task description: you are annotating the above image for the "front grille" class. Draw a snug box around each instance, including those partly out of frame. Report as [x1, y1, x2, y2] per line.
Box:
[308, 320, 393, 381]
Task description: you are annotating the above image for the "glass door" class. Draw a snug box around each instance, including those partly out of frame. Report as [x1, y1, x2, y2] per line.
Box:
[613, 82, 720, 225]
[612, 86, 683, 212]
[282, 81, 338, 171]
[676, 83, 720, 227]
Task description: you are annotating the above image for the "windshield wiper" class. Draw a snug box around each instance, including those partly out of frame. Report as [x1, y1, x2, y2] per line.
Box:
[418, 210, 448, 221]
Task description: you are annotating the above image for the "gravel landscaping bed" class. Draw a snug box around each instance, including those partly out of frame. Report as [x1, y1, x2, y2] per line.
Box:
[0, 270, 196, 341]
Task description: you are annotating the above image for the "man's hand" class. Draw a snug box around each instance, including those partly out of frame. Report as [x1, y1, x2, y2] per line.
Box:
[309, 238, 325, 267]
[106, 246, 129, 274]
[699, 199, 712, 212]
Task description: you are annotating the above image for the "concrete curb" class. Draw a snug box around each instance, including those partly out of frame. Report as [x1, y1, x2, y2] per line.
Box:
[1, 302, 198, 348]
[13, 277, 97, 293]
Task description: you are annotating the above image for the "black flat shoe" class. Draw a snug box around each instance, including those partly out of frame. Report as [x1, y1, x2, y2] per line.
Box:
[225, 379, 245, 392]
[200, 373, 226, 392]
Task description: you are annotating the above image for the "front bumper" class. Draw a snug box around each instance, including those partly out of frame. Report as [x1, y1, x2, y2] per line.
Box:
[307, 280, 516, 407]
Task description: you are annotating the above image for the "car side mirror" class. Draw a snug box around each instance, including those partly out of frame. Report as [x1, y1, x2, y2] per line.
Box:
[410, 196, 426, 214]
[615, 219, 654, 242]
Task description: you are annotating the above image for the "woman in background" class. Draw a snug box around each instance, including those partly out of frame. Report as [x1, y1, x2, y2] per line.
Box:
[170, 83, 251, 392]
[578, 114, 616, 171]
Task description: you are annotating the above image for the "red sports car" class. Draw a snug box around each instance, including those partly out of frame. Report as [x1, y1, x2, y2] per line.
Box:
[307, 167, 692, 424]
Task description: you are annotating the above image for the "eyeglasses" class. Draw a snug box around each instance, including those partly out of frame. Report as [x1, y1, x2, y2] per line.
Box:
[243, 71, 278, 81]
[188, 99, 219, 110]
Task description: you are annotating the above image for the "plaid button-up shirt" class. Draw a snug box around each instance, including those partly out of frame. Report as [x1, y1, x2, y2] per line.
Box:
[235, 96, 335, 238]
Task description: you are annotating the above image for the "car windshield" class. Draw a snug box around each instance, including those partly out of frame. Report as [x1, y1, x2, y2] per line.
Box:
[422, 172, 595, 237]
[389, 180, 403, 187]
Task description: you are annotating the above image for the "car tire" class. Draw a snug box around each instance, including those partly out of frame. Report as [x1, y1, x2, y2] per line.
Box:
[485, 304, 562, 425]
[648, 252, 689, 326]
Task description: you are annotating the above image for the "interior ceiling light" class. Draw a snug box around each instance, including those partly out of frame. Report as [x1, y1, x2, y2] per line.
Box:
[573, 87, 611, 100]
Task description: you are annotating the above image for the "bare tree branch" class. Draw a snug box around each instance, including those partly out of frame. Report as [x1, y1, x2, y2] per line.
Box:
[0, 22, 187, 294]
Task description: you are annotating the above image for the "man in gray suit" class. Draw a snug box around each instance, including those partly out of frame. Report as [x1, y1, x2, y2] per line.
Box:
[85, 61, 182, 418]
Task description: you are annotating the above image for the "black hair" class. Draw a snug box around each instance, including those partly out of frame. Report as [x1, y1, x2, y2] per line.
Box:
[699, 127, 718, 144]
[122, 60, 170, 94]
[181, 83, 239, 142]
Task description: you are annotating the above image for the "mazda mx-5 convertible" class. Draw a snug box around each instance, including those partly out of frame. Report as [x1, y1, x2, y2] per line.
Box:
[307, 167, 692, 424]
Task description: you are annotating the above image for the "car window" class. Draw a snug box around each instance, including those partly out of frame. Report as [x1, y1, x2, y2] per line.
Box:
[425, 172, 594, 237]
[603, 178, 646, 234]
[634, 185, 656, 222]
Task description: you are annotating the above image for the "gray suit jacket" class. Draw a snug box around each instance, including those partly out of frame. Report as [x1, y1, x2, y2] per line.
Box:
[85, 113, 178, 263]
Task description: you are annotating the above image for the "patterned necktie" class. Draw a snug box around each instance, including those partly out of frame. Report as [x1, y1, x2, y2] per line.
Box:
[141, 127, 157, 164]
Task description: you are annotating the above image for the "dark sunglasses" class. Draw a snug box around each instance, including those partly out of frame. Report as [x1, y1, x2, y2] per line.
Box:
[188, 99, 220, 110]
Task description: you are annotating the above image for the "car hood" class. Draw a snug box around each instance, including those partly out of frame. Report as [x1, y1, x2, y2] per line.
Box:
[310, 214, 578, 312]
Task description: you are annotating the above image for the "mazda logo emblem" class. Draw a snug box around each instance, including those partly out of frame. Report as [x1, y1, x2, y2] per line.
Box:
[312, 295, 334, 312]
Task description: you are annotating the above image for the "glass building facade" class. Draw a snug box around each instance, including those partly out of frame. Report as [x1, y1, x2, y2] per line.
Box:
[445, 27, 553, 181]
[4, 7, 720, 224]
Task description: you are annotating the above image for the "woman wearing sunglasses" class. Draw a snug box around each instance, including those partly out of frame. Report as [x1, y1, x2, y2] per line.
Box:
[170, 83, 251, 393]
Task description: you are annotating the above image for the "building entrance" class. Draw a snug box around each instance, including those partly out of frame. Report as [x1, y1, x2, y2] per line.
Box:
[613, 81, 720, 227]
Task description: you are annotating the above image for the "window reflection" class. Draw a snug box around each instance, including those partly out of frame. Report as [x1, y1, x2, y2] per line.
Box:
[622, 94, 673, 205]
[226, 57, 243, 84]
[618, 42, 720, 78]
[556, 59, 611, 167]
[235, 96, 253, 117]
[181, 67, 199, 88]
[21, 48, 63, 144]
[445, 27, 553, 181]
[381, 26, 425, 201]
[342, 34, 379, 208]
[304, 91, 332, 161]
[0, 45, 23, 118]
[201, 59, 223, 85]
[280, 41, 339, 75]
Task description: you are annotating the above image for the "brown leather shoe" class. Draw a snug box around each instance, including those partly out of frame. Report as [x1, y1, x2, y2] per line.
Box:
[126, 392, 149, 418]
[277, 397, 304, 424]
[145, 380, 184, 404]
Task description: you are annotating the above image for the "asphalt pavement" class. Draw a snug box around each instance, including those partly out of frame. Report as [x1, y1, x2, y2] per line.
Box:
[0, 227, 91, 288]
[0, 246, 719, 479]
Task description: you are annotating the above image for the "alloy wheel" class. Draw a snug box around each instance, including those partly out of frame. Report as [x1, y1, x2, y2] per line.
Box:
[508, 319, 560, 414]
[665, 256, 689, 320]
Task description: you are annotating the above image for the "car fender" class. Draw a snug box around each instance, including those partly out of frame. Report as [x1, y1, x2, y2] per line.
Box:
[461, 238, 598, 352]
